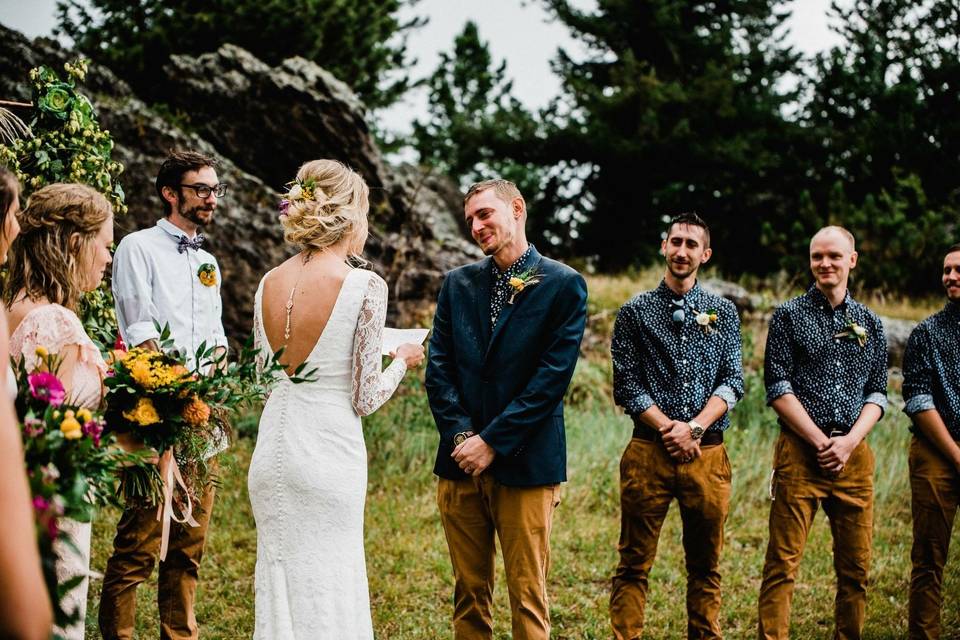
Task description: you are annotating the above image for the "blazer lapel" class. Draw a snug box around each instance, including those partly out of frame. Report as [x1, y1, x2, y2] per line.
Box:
[473, 259, 493, 348]
[485, 251, 544, 361]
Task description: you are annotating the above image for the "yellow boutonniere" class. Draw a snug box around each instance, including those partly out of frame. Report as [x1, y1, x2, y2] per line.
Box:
[198, 263, 217, 287]
[507, 268, 543, 304]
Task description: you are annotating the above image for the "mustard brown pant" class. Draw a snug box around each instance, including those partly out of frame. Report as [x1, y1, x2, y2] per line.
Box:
[437, 475, 561, 640]
[98, 479, 217, 640]
[908, 434, 960, 639]
[757, 429, 874, 640]
[609, 438, 732, 640]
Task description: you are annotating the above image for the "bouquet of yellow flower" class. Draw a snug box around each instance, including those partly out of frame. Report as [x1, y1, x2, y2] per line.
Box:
[106, 323, 311, 504]
[13, 347, 145, 630]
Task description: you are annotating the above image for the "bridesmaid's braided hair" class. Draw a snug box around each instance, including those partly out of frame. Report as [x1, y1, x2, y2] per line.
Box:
[3, 183, 112, 310]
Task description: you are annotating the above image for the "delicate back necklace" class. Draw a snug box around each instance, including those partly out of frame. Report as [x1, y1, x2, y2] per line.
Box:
[283, 252, 312, 341]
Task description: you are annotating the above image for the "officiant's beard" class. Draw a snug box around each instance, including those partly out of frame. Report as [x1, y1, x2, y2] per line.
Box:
[180, 203, 214, 227]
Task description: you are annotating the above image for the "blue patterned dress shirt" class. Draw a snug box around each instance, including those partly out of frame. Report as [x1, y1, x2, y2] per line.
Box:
[902, 302, 960, 439]
[612, 281, 744, 433]
[764, 285, 888, 434]
[490, 245, 533, 326]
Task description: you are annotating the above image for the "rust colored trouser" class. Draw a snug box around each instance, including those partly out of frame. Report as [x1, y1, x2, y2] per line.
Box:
[98, 479, 217, 640]
[437, 475, 561, 640]
[757, 429, 874, 640]
[908, 435, 960, 639]
[609, 438, 732, 640]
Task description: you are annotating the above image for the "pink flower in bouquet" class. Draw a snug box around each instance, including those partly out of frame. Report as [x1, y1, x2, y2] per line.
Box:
[39, 463, 60, 485]
[83, 418, 105, 446]
[28, 372, 65, 407]
[23, 416, 44, 437]
[32, 495, 59, 540]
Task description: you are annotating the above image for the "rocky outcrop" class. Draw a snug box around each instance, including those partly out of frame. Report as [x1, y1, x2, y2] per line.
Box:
[880, 315, 916, 368]
[0, 23, 478, 340]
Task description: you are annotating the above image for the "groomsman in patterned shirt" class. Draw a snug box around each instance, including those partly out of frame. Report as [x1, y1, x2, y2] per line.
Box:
[610, 212, 743, 639]
[902, 243, 960, 639]
[758, 226, 888, 640]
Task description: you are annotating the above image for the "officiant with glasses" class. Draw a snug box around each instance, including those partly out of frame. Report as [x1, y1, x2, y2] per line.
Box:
[609, 212, 743, 639]
[100, 149, 229, 640]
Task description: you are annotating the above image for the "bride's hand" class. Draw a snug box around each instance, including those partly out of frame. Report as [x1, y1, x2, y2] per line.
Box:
[393, 343, 425, 367]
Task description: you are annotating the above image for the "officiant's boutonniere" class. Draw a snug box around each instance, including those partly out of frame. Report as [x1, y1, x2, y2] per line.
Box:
[507, 269, 543, 304]
[834, 314, 868, 347]
[694, 309, 719, 334]
[197, 263, 217, 287]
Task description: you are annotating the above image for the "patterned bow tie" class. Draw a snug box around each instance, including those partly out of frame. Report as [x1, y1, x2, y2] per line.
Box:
[177, 234, 205, 254]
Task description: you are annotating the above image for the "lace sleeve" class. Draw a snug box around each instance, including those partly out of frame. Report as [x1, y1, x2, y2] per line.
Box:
[352, 274, 406, 417]
[11, 305, 106, 375]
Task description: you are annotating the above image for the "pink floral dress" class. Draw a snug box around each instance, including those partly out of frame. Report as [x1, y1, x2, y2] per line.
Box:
[10, 303, 107, 640]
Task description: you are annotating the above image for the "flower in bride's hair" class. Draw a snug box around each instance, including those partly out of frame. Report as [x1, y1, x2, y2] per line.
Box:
[288, 184, 303, 200]
[279, 198, 290, 217]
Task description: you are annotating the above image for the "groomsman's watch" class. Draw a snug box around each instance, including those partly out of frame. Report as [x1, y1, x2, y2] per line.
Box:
[688, 420, 706, 440]
[453, 430, 475, 446]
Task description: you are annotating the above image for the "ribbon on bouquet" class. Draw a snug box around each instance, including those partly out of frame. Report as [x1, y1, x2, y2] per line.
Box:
[156, 448, 200, 562]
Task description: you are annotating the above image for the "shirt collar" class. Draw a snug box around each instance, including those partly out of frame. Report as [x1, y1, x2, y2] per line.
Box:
[944, 300, 960, 321]
[492, 244, 533, 278]
[804, 284, 851, 312]
[655, 279, 702, 305]
[157, 217, 200, 241]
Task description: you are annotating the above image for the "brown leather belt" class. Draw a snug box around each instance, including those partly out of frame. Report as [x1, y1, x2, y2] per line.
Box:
[632, 420, 723, 446]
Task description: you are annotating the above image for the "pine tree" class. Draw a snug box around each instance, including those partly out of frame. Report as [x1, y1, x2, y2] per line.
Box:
[56, 0, 424, 109]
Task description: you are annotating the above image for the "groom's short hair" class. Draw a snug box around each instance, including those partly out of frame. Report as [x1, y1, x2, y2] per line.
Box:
[464, 179, 523, 207]
[155, 149, 219, 216]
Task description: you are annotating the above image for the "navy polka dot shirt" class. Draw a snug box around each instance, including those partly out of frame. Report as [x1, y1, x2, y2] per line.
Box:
[764, 285, 888, 434]
[611, 280, 744, 432]
[903, 302, 960, 439]
[490, 245, 534, 326]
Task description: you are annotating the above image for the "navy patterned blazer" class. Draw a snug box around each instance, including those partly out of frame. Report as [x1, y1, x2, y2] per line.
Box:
[426, 245, 588, 487]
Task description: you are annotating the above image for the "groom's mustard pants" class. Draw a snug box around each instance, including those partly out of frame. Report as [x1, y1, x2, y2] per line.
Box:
[438, 475, 561, 640]
[610, 437, 731, 640]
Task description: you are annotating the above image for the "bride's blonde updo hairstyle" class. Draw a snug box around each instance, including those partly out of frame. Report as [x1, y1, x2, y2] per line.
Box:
[3, 183, 112, 310]
[281, 159, 369, 260]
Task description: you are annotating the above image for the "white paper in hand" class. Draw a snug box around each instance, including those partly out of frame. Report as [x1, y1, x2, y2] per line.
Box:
[382, 328, 430, 356]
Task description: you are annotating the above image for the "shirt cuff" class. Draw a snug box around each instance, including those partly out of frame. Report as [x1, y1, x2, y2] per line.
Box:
[712, 385, 739, 412]
[864, 392, 888, 413]
[625, 392, 655, 417]
[904, 394, 935, 416]
[123, 321, 160, 349]
[765, 380, 794, 405]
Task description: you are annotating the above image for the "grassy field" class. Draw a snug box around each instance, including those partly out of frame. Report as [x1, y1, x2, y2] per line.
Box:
[82, 273, 959, 638]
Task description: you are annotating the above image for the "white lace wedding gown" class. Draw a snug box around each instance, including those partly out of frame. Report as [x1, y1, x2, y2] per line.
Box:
[248, 268, 406, 639]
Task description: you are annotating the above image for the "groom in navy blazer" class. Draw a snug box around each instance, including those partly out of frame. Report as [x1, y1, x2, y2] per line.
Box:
[426, 179, 587, 640]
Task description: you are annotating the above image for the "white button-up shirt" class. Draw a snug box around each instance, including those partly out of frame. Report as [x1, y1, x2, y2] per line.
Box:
[113, 218, 227, 365]
[112, 218, 229, 456]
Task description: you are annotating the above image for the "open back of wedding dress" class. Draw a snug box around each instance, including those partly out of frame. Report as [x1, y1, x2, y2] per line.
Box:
[248, 268, 406, 639]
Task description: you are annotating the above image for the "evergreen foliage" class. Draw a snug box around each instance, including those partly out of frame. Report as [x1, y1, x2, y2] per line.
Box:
[56, 0, 424, 110]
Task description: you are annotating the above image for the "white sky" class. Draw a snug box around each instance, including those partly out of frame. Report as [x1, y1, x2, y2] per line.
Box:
[1, 0, 845, 136]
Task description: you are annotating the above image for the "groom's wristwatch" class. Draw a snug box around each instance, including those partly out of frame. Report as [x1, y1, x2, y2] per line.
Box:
[453, 430, 475, 446]
[688, 420, 706, 440]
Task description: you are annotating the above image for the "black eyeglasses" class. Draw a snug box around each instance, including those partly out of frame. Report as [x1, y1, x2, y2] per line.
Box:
[180, 183, 228, 198]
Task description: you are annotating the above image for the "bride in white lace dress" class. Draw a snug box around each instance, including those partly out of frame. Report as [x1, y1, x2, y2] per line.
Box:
[248, 160, 424, 638]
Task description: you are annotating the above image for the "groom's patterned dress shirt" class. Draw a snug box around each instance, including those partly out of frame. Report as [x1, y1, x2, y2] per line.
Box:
[612, 281, 744, 433]
[903, 301, 960, 439]
[490, 245, 533, 326]
[764, 285, 888, 435]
